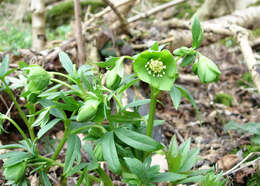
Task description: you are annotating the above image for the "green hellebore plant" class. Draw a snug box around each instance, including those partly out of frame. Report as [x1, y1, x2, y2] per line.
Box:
[27, 66, 51, 93]
[133, 48, 178, 91]
[76, 98, 101, 122]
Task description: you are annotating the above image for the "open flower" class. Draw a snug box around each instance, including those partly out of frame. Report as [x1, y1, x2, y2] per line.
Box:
[133, 49, 177, 91]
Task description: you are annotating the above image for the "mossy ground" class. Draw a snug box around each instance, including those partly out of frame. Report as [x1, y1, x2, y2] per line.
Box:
[214, 93, 233, 106]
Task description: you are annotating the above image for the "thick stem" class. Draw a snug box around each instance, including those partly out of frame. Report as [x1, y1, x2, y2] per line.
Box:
[146, 86, 160, 137]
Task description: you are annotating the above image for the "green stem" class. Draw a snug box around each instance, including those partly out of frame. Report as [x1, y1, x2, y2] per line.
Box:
[76, 167, 88, 186]
[50, 72, 87, 98]
[1, 78, 35, 140]
[51, 78, 82, 96]
[146, 86, 160, 137]
[51, 119, 70, 160]
[71, 124, 106, 134]
[37, 155, 100, 182]
[3, 116, 30, 145]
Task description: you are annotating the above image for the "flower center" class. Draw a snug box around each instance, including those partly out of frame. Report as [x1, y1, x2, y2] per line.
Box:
[145, 59, 166, 78]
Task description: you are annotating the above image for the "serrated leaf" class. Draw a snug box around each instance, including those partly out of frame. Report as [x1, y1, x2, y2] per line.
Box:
[3, 152, 29, 168]
[102, 132, 121, 174]
[170, 86, 182, 110]
[115, 128, 164, 152]
[59, 52, 74, 77]
[37, 119, 61, 139]
[64, 135, 81, 174]
[122, 99, 150, 110]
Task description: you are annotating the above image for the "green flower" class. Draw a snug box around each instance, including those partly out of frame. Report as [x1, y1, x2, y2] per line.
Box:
[133, 49, 177, 91]
[27, 66, 50, 93]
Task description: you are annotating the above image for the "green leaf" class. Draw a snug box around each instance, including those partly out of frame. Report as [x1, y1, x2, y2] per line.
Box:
[102, 132, 121, 174]
[124, 158, 148, 183]
[180, 54, 196, 67]
[96, 167, 114, 186]
[0, 55, 9, 78]
[31, 108, 50, 127]
[0, 144, 24, 150]
[150, 42, 159, 51]
[59, 51, 74, 76]
[196, 55, 221, 83]
[192, 16, 203, 48]
[174, 84, 201, 122]
[39, 171, 51, 186]
[64, 135, 82, 174]
[66, 162, 89, 177]
[3, 152, 29, 168]
[96, 57, 120, 68]
[151, 172, 187, 182]
[170, 86, 182, 110]
[122, 99, 150, 110]
[37, 119, 61, 139]
[251, 135, 260, 145]
[3, 161, 26, 183]
[115, 128, 164, 152]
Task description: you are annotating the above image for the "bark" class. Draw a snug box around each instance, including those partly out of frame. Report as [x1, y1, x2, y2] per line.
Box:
[31, 0, 46, 51]
[74, 0, 86, 66]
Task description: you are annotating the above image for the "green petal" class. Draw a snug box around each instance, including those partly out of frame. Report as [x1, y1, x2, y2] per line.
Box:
[133, 51, 152, 84]
[160, 50, 177, 78]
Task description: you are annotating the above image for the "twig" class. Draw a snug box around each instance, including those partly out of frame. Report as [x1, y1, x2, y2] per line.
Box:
[236, 29, 260, 94]
[84, 0, 134, 28]
[74, 0, 86, 66]
[102, 0, 128, 28]
[223, 152, 260, 176]
[127, 0, 187, 23]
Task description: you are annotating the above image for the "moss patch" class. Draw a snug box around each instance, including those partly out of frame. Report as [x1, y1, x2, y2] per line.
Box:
[237, 72, 254, 88]
[214, 93, 233, 106]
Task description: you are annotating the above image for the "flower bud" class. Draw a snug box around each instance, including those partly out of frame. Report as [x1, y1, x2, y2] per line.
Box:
[105, 70, 121, 90]
[3, 161, 26, 183]
[28, 66, 50, 93]
[76, 99, 101, 122]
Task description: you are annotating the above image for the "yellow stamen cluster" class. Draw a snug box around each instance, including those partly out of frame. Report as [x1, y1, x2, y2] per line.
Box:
[145, 59, 166, 78]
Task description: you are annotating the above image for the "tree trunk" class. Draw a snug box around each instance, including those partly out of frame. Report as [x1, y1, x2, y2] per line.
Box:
[74, 0, 86, 66]
[31, 0, 46, 51]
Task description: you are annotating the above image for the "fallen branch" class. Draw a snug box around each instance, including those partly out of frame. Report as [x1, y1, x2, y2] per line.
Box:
[102, 0, 128, 29]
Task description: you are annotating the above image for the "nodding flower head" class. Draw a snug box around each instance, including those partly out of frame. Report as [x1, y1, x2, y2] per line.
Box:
[133, 49, 178, 91]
